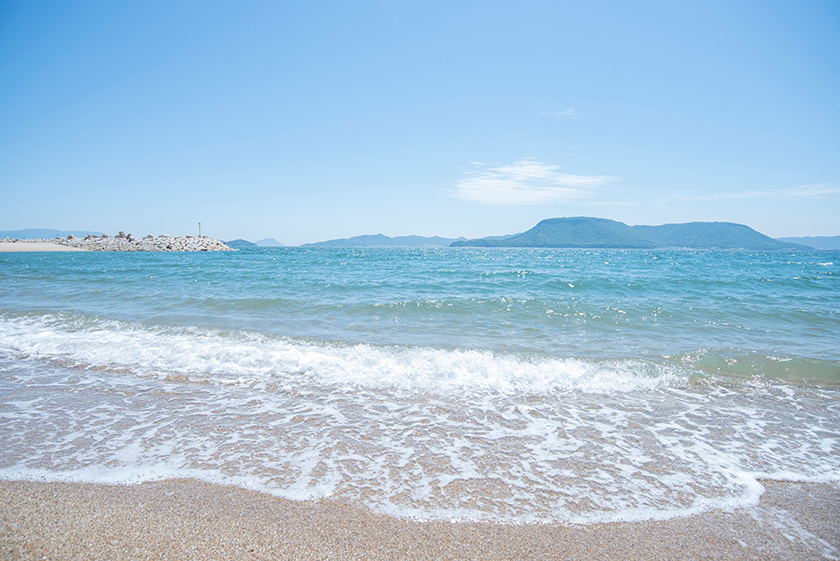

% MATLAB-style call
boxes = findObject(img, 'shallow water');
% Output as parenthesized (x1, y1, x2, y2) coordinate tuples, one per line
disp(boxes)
(1, 248, 838, 523)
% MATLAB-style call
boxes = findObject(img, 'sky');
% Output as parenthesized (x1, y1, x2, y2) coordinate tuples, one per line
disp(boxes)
(1, 1, 839, 245)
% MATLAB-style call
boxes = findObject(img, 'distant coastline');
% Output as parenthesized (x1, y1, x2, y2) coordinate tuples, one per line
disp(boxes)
(776, 235, 840, 250)
(300, 234, 463, 248)
(4, 219, 839, 251)
(290, 217, 829, 250)
(0, 232, 232, 252)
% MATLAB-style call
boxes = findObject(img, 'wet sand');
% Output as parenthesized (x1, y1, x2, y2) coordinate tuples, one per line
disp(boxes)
(0, 242, 87, 252)
(1, 479, 837, 560)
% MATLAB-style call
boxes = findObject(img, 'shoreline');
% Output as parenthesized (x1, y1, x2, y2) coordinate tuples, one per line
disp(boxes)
(0, 234, 232, 252)
(0, 241, 88, 252)
(1, 479, 837, 560)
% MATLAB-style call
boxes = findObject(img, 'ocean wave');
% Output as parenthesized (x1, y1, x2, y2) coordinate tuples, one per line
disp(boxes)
(2, 309, 839, 524)
(0, 311, 687, 395)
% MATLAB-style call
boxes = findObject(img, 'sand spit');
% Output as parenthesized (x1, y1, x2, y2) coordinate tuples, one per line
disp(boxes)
(1, 479, 837, 560)
(0, 242, 87, 252)
(0, 232, 232, 252)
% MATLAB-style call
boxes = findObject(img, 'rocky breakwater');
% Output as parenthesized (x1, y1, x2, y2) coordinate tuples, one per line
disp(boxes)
(56, 232, 234, 252)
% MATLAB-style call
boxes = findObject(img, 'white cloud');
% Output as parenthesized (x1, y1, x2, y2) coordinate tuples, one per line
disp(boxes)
(541, 109, 578, 118)
(672, 183, 840, 202)
(772, 184, 840, 198)
(449, 158, 617, 205)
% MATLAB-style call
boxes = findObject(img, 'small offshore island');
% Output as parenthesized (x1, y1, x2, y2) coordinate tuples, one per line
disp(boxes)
(1, 232, 233, 252)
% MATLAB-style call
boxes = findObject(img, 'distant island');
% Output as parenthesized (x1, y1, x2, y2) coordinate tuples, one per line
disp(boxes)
(301, 234, 464, 248)
(451, 217, 808, 250)
(225, 238, 285, 248)
(255, 238, 284, 247)
(775, 236, 840, 250)
(225, 239, 259, 248)
(233, 219, 831, 249)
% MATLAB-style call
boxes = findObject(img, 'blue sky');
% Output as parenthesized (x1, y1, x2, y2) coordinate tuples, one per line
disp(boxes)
(1, 1, 838, 245)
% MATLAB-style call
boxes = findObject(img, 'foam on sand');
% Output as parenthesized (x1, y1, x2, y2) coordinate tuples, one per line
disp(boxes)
(1, 478, 838, 560)
(2, 312, 838, 525)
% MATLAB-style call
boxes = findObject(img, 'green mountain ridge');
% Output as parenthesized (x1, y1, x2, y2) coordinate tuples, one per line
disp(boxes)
(451, 217, 807, 250)
(302, 234, 463, 248)
(225, 239, 258, 248)
(225, 238, 285, 247)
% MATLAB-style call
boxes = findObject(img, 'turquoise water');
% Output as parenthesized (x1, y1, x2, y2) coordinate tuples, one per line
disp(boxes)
(1, 248, 838, 522)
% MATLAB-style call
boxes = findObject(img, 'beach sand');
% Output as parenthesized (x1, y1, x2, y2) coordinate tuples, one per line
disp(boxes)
(0, 242, 87, 252)
(1, 479, 837, 560)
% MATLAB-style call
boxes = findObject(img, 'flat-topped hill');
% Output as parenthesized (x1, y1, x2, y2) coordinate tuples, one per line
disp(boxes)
(451, 217, 806, 250)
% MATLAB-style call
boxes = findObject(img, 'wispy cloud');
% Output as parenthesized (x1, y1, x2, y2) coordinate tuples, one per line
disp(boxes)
(671, 183, 840, 202)
(449, 158, 617, 205)
(541, 108, 578, 118)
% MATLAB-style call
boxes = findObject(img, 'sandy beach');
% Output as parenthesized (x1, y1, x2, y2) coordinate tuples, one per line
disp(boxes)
(0, 242, 87, 252)
(1, 479, 837, 560)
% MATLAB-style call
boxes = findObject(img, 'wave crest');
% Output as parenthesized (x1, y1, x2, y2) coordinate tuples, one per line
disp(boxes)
(0, 312, 684, 395)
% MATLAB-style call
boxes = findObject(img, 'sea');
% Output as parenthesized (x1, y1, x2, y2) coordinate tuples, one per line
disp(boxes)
(1, 247, 838, 524)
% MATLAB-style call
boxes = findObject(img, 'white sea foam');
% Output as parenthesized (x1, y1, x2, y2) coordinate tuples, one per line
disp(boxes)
(1, 312, 839, 524)
(0, 312, 684, 395)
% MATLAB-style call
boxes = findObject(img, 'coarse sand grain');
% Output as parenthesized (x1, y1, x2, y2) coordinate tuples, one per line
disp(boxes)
(1, 479, 838, 560)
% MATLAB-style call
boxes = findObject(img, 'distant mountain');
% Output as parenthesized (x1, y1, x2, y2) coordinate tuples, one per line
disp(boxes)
(255, 238, 284, 247)
(633, 222, 804, 250)
(225, 239, 258, 248)
(0, 228, 104, 239)
(302, 234, 464, 248)
(452, 217, 806, 250)
(452, 217, 656, 249)
(776, 236, 840, 250)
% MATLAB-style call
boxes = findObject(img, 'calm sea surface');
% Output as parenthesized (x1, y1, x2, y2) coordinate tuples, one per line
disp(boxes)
(1, 247, 838, 523)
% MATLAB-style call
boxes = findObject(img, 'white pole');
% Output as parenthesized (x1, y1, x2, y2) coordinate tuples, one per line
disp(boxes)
(199, 222, 202, 237)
